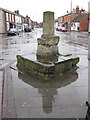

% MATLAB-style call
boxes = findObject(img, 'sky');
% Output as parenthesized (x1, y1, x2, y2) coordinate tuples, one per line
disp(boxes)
(0, 0, 89, 22)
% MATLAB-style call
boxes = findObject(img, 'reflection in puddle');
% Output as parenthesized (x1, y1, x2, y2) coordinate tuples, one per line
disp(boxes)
(18, 70, 78, 113)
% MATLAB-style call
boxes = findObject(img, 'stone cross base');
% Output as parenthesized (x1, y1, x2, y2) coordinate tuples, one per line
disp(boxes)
(17, 55, 79, 79)
(37, 36, 59, 57)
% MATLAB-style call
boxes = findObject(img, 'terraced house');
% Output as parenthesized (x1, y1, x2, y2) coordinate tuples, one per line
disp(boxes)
(0, 7, 32, 33)
(58, 6, 89, 31)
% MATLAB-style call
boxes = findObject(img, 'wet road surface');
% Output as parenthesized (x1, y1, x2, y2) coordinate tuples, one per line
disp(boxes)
(0, 28, 89, 118)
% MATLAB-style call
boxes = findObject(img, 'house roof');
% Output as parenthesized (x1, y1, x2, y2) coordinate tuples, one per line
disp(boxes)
(0, 7, 25, 18)
(84, 11, 88, 14)
(72, 13, 88, 22)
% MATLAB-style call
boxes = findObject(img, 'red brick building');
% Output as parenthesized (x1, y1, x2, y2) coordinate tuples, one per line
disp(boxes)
(80, 15, 88, 31)
(63, 13, 78, 30)
(71, 13, 88, 31)
(0, 7, 38, 33)
(58, 6, 88, 31)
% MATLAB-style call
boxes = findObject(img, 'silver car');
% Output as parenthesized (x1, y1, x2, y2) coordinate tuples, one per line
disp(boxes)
(7, 28, 19, 36)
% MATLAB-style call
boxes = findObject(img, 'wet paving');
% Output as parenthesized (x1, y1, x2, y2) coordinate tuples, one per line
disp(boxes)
(0, 28, 89, 118)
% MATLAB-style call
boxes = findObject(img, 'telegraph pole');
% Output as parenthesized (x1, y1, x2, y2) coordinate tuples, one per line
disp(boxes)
(70, 0, 72, 31)
(70, 0, 72, 13)
(88, 1, 90, 33)
(88, 1, 90, 60)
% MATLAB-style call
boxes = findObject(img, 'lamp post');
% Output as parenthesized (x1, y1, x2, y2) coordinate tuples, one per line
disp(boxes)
(88, 1, 90, 33)
(70, 0, 72, 31)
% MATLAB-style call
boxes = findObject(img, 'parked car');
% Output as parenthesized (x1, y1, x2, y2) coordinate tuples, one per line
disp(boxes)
(56, 26, 62, 31)
(24, 26, 31, 32)
(56, 26, 67, 32)
(62, 27, 67, 32)
(7, 28, 19, 36)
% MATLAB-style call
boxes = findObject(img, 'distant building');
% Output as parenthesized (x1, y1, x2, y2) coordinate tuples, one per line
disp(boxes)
(24, 15, 32, 29)
(0, 8, 25, 33)
(58, 6, 80, 30)
(54, 19, 58, 29)
(39, 22, 43, 28)
(14, 10, 25, 31)
(58, 16, 64, 27)
(0, 7, 35, 33)
(58, 6, 88, 31)
(71, 14, 88, 31)
(33, 21, 39, 28)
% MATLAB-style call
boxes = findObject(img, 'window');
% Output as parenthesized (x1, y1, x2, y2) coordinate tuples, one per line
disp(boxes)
(6, 13, 9, 21)
(7, 22, 9, 30)
(71, 23, 73, 27)
(9, 14, 11, 22)
(12, 14, 14, 22)
(66, 17, 67, 21)
(15, 16, 18, 22)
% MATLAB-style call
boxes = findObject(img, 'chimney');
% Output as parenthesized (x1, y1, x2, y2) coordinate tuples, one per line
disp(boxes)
(76, 5, 79, 14)
(81, 7, 85, 12)
(17, 10, 19, 14)
(26, 15, 28, 18)
(14, 11, 16, 13)
(14, 10, 19, 14)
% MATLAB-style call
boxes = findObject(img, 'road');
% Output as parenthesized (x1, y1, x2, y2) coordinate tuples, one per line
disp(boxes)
(0, 28, 89, 119)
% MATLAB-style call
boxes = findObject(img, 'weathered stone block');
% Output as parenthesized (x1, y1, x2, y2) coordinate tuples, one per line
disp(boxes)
(37, 36, 60, 46)
(17, 55, 79, 79)
(37, 55, 58, 63)
(37, 45, 58, 56)
(17, 55, 55, 74)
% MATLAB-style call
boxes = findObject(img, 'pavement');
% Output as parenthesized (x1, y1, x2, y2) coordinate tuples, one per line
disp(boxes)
(0, 70, 3, 120)
(0, 29, 89, 119)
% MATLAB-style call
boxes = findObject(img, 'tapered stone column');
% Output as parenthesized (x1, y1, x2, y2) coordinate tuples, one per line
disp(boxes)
(37, 11, 60, 61)
(42, 11, 54, 37)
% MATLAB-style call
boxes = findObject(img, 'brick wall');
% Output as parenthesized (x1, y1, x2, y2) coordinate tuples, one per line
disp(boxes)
(80, 15, 88, 31)
(63, 13, 78, 30)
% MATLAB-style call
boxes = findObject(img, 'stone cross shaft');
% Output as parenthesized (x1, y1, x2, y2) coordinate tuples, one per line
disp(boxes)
(43, 11, 54, 37)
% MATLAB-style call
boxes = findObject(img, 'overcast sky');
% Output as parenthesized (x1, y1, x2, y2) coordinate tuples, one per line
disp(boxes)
(0, 0, 89, 22)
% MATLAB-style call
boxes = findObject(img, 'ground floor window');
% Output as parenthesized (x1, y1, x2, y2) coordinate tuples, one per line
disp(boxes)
(10, 23, 13, 28)
(7, 22, 9, 31)
(14, 24, 16, 28)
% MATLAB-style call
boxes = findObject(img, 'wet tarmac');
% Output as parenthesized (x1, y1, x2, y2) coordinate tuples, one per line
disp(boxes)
(0, 28, 89, 118)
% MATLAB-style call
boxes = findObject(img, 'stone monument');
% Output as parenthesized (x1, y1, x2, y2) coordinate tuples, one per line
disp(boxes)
(17, 11, 79, 79)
